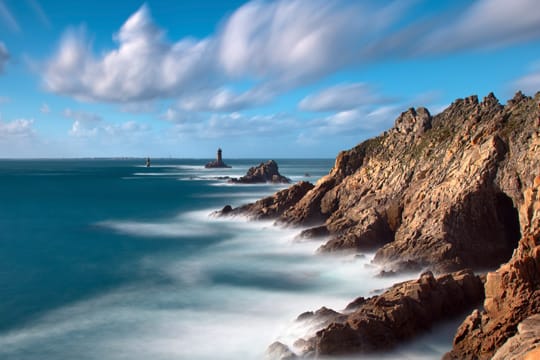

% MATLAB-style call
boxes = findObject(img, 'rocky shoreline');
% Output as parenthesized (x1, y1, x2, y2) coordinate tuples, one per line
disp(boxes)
(216, 91, 540, 358)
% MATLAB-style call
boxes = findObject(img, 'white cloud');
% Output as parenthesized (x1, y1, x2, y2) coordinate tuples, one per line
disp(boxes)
(299, 83, 390, 112)
(178, 87, 273, 112)
(513, 61, 540, 94)
(40, 103, 51, 114)
(218, 0, 405, 87)
(0, 117, 34, 138)
(42, 1, 409, 104)
(170, 112, 299, 139)
(302, 105, 398, 138)
(41, 0, 540, 109)
(44, 5, 217, 102)
(0, 42, 9, 73)
(64, 108, 102, 123)
(63, 108, 149, 138)
(160, 108, 201, 124)
(515, 73, 540, 94)
(419, 0, 540, 53)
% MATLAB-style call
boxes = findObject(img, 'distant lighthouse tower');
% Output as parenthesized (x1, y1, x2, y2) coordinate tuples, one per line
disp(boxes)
(217, 148, 223, 164)
(205, 147, 231, 168)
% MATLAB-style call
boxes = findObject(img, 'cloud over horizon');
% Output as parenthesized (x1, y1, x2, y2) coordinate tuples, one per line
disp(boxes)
(299, 83, 391, 112)
(0, 42, 9, 73)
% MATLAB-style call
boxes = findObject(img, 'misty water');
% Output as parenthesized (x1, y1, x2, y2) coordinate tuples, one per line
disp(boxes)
(0, 159, 458, 359)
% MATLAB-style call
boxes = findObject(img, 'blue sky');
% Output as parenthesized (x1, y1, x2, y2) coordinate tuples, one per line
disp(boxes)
(1, 0, 540, 158)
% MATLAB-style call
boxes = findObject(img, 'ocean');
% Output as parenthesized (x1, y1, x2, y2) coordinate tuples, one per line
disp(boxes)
(0, 159, 459, 359)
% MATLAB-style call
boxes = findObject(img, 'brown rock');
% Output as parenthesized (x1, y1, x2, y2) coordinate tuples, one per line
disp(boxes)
(445, 172, 540, 359)
(229, 160, 290, 184)
(214, 181, 314, 220)
(272, 92, 538, 272)
(293, 270, 484, 357)
(491, 314, 540, 360)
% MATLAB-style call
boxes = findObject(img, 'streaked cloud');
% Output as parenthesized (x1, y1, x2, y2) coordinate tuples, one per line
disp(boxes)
(42, 0, 540, 108)
(217, 0, 406, 87)
(419, 0, 540, 53)
(513, 64, 540, 95)
(27, 0, 51, 29)
(0, 1, 20, 33)
(178, 87, 273, 112)
(299, 83, 391, 112)
(0, 42, 9, 73)
(170, 111, 299, 139)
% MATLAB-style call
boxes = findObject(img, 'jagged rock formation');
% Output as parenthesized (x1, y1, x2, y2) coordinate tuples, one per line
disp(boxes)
(214, 181, 313, 219)
(445, 173, 540, 359)
(288, 270, 483, 357)
(216, 91, 540, 358)
(229, 160, 290, 184)
(232, 91, 539, 273)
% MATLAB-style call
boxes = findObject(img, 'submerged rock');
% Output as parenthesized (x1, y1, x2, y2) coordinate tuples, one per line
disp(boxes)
(266, 341, 297, 360)
(229, 160, 290, 184)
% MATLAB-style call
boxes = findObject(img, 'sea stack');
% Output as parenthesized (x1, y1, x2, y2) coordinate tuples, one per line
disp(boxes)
(205, 148, 231, 168)
(229, 160, 290, 184)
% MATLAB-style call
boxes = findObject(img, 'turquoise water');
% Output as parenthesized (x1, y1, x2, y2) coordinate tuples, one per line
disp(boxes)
(0, 159, 455, 359)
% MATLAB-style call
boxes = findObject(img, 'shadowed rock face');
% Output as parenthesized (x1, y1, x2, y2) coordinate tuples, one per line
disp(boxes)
(445, 174, 540, 359)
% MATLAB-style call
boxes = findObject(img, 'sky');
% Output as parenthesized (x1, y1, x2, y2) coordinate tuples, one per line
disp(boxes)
(0, 0, 540, 159)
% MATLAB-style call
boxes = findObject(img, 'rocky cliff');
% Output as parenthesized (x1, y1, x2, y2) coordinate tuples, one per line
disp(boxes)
(218, 91, 540, 358)
(273, 92, 538, 273)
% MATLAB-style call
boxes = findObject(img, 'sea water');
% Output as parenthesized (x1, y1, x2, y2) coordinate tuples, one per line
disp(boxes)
(0, 159, 458, 359)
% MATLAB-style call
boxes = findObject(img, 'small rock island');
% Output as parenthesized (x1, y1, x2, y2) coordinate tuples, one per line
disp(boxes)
(204, 148, 231, 168)
(229, 160, 290, 184)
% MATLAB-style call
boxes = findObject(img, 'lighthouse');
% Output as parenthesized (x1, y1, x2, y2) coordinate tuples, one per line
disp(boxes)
(204, 147, 231, 168)
(217, 148, 223, 164)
